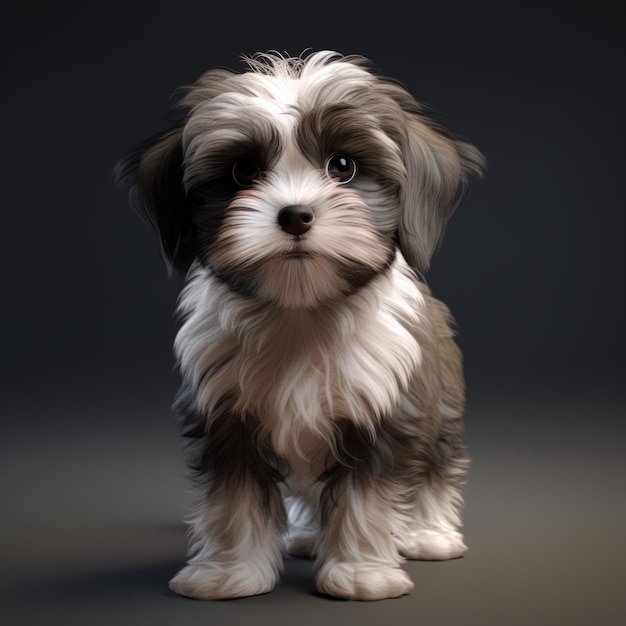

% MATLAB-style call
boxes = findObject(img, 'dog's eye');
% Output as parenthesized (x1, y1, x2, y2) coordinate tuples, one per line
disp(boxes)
(325, 154, 356, 184)
(232, 158, 262, 187)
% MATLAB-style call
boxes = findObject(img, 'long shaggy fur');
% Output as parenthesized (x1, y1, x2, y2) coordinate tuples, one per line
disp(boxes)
(116, 50, 484, 601)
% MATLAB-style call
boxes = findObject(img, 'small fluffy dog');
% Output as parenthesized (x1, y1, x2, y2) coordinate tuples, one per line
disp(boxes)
(116, 51, 484, 601)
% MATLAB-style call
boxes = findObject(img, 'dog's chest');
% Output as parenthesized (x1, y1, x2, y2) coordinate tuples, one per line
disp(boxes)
(176, 267, 424, 459)
(231, 308, 420, 458)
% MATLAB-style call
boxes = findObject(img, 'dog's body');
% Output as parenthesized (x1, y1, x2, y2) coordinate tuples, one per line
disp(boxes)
(117, 51, 483, 601)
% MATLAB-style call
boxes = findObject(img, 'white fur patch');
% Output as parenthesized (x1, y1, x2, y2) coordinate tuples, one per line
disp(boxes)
(175, 253, 424, 460)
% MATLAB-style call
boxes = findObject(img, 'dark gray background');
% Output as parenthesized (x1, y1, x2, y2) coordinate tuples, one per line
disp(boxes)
(2, 1, 625, 624)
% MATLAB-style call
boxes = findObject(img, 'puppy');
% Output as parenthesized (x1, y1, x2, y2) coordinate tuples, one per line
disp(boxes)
(116, 51, 484, 601)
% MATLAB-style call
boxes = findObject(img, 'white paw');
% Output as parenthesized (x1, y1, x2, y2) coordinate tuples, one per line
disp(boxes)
(285, 531, 317, 558)
(169, 561, 278, 600)
(316, 561, 414, 601)
(397, 529, 467, 560)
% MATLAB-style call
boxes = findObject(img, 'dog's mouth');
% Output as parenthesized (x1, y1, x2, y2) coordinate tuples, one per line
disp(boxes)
(281, 250, 314, 259)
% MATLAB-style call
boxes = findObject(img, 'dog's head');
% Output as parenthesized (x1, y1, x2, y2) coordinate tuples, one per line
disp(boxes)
(116, 51, 484, 307)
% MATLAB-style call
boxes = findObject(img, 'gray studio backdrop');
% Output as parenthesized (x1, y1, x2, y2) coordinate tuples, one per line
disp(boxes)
(2, 2, 625, 625)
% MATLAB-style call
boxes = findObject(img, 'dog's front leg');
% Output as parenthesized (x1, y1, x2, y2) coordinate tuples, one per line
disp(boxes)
(315, 453, 414, 601)
(170, 415, 286, 600)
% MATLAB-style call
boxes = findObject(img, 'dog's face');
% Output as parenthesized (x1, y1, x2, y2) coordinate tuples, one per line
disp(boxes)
(117, 52, 483, 307)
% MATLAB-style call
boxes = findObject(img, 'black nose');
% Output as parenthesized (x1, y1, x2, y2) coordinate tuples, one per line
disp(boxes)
(277, 204, 314, 236)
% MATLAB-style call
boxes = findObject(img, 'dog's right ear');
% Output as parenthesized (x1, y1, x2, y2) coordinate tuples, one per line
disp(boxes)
(114, 119, 195, 276)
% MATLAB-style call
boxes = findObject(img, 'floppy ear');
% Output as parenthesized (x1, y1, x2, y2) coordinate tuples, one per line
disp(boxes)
(397, 115, 485, 273)
(114, 121, 196, 276)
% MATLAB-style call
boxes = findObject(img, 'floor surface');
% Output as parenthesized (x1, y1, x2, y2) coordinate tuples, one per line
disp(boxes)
(2, 381, 625, 625)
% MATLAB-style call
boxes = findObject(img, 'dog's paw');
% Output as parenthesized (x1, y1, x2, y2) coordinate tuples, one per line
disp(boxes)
(285, 531, 317, 559)
(397, 529, 467, 560)
(316, 561, 414, 601)
(169, 561, 278, 600)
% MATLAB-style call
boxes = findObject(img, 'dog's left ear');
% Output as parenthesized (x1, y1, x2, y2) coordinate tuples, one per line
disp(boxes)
(396, 114, 485, 273)
(114, 120, 196, 276)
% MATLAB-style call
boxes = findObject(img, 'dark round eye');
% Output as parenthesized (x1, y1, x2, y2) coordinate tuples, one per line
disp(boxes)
(232, 157, 262, 187)
(325, 154, 357, 184)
